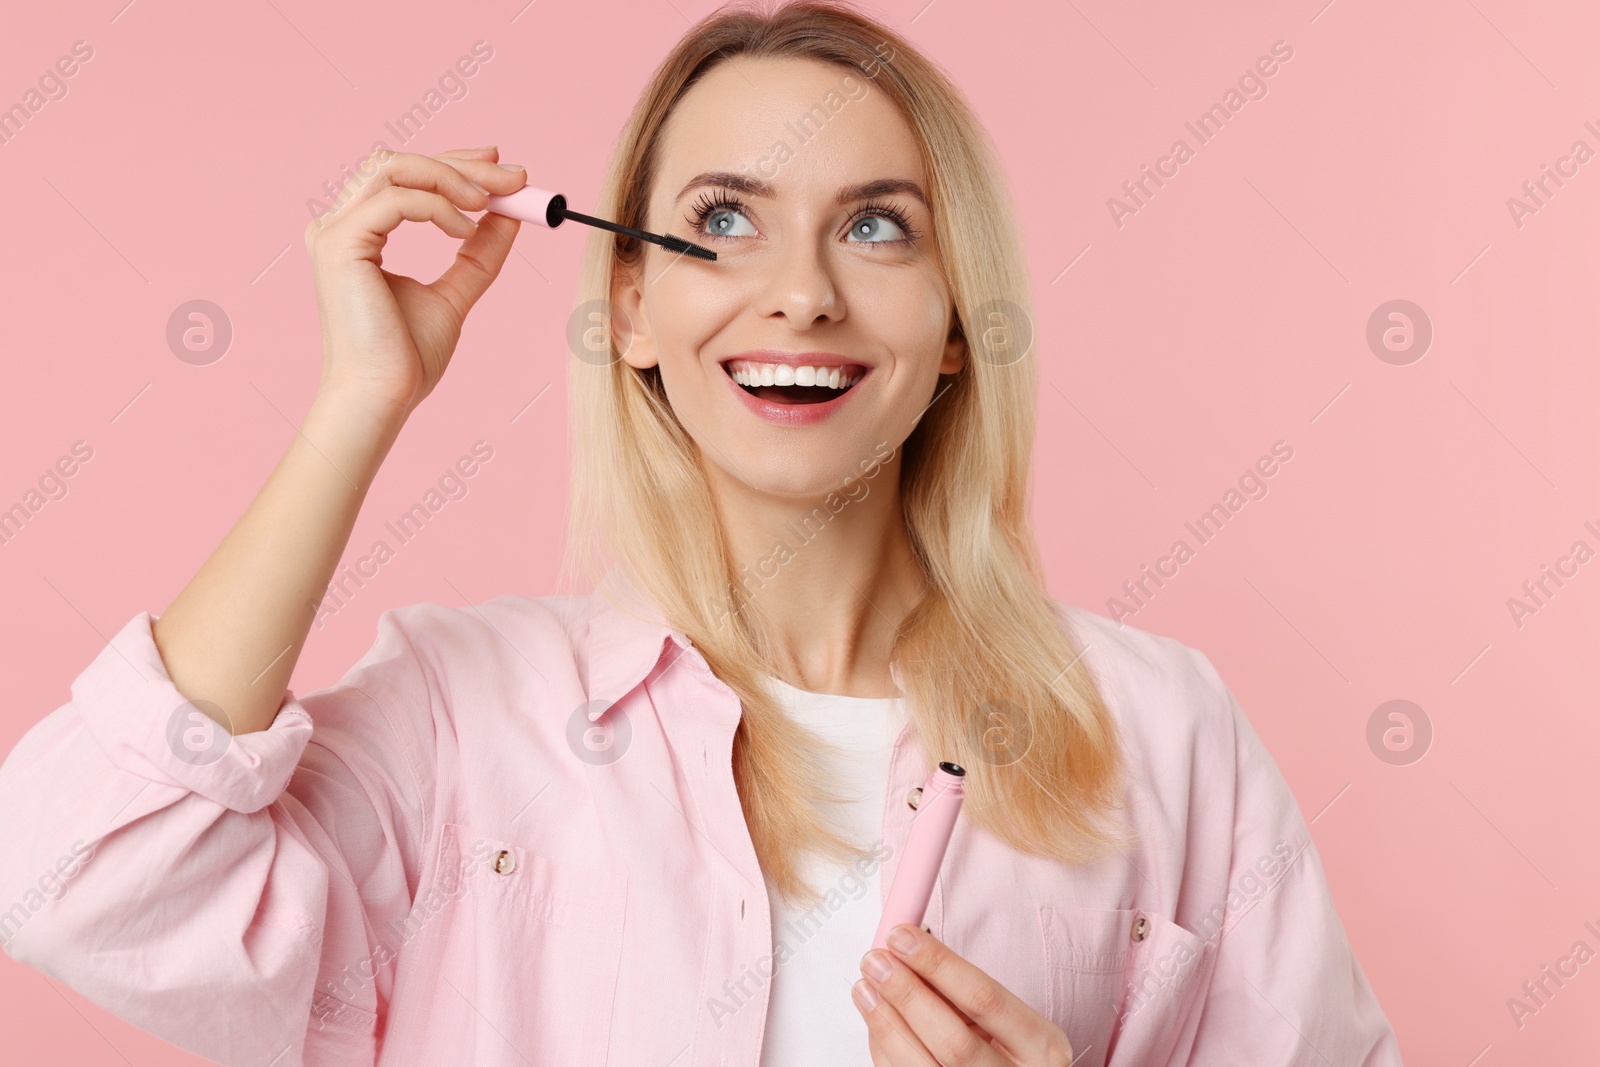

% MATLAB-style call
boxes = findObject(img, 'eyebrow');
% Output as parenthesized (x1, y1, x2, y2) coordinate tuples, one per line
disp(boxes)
(673, 171, 929, 209)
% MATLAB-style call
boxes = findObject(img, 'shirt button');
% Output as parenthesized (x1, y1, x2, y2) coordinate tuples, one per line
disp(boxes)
(492, 849, 516, 875)
(1131, 916, 1150, 942)
(907, 787, 923, 810)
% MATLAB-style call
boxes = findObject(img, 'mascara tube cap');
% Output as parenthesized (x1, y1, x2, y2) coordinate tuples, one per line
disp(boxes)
(482, 185, 567, 228)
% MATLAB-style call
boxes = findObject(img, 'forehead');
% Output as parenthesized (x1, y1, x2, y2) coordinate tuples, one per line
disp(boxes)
(654, 55, 925, 203)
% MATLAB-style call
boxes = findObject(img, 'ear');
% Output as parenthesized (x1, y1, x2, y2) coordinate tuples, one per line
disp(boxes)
(610, 262, 659, 371)
(939, 305, 967, 375)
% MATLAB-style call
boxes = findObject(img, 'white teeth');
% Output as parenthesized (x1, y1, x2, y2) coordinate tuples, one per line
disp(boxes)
(726, 359, 863, 391)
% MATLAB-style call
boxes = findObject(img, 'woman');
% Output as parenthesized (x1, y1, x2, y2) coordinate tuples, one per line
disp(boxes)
(0, 2, 1402, 1064)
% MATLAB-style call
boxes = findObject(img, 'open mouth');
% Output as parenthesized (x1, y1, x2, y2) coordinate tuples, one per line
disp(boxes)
(720, 358, 869, 406)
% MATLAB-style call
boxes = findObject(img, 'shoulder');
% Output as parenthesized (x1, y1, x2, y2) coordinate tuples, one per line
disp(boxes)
(298, 594, 591, 721)
(1048, 599, 1239, 775)
(379, 593, 586, 659)
(1048, 600, 1283, 904)
(309, 594, 605, 771)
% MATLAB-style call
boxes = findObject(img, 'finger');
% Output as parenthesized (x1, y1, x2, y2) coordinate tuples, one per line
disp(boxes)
(430, 210, 521, 316)
(324, 149, 497, 225)
(862, 1007, 894, 1067)
(884, 925, 1069, 1064)
(336, 185, 479, 254)
(853, 978, 942, 1066)
(435, 153, 529, 197)
(437, 145, 500, 163)
(920, 981, 997, 1042)
(862, 947, 1004, 1067)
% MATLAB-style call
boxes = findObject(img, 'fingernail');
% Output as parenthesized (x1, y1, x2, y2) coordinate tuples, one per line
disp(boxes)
(852, 978, 879, 1012)
(498, 163, 525, 172)
(887, 926, 919, 955)
(862, 950, 892, 981)
(477, 144, 497, 151)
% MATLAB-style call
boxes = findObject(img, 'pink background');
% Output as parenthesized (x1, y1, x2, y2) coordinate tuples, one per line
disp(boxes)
(2, 0, 1596, 1062)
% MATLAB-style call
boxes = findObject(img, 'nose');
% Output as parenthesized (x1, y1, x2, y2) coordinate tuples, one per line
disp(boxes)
(757, 231, 842, 327)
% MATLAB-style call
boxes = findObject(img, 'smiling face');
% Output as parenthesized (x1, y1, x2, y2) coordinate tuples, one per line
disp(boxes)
(611, 55, 966, 500)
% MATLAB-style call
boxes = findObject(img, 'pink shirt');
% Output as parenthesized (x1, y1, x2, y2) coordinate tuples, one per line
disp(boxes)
(0, 565, 1402, 1066)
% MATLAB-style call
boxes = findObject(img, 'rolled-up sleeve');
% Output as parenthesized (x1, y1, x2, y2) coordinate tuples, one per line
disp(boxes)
(1183, 650, 1404, 1065)
(0, 607, 438, 1067)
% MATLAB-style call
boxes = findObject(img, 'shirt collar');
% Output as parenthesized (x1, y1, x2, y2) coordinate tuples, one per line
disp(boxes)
(581, 567, 911, 715)
(582, 564, 698, 722)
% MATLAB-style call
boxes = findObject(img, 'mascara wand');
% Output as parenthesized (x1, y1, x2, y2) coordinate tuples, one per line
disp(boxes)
(480, 185, 718, 261)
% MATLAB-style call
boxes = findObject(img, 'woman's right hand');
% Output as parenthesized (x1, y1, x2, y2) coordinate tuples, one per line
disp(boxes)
(303, 145, 528, 418)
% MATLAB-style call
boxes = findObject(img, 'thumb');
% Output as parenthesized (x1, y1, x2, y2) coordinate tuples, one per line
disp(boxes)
(432, 210, 522, 316)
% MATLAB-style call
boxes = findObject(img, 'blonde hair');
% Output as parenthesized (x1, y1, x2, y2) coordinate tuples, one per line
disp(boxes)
(560, 0, 1128, 906)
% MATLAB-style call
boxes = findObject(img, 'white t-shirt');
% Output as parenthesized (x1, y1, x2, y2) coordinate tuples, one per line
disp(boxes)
(756, 673, 908, 1067)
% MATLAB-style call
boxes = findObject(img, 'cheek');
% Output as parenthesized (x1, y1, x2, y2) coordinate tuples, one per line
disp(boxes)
(646, 266, 748, 351)
(856, 281, 951, 368)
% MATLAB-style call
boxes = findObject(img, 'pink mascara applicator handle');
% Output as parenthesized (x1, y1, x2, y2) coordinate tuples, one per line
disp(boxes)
(482, 185, 568, 227)
(873, 761, 966, 950)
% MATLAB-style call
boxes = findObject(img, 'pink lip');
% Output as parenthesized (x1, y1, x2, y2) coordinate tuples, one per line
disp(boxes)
(718, 352, 870, 427)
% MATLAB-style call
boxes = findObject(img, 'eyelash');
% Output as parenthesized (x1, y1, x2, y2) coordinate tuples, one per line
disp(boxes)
(683, 190, 922, 245)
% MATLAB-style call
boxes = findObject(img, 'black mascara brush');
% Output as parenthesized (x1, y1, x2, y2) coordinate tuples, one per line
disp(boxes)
(480, 184, 718, 261)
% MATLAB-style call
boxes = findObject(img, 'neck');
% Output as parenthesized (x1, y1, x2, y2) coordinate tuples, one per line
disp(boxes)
(707, 455, 924, 698)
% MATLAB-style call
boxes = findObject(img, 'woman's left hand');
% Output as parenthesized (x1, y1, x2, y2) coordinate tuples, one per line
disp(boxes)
(855, 924, 1075, 1065)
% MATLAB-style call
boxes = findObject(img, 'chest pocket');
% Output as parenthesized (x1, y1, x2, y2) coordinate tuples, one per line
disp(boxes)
(1039, 904, 1215, 1067)
(414, 823, 629, 1066)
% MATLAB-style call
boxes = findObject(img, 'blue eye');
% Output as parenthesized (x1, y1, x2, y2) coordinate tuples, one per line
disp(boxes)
(683, 191, 922, 246)
(687, 192, 758, 241)
(701, 206, 758, 239)
(845, 214, 908, 243)
(844, 199, 919, 246)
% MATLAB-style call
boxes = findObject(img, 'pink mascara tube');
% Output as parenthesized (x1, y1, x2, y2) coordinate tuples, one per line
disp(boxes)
(872, 761, 966, 950)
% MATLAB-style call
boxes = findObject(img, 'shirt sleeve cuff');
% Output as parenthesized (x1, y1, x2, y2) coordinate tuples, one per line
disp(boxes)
(69, 611, 315, 815)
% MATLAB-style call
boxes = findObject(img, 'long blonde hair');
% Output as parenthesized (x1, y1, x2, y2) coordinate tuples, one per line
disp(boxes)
(560, 0, 1128, 906)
